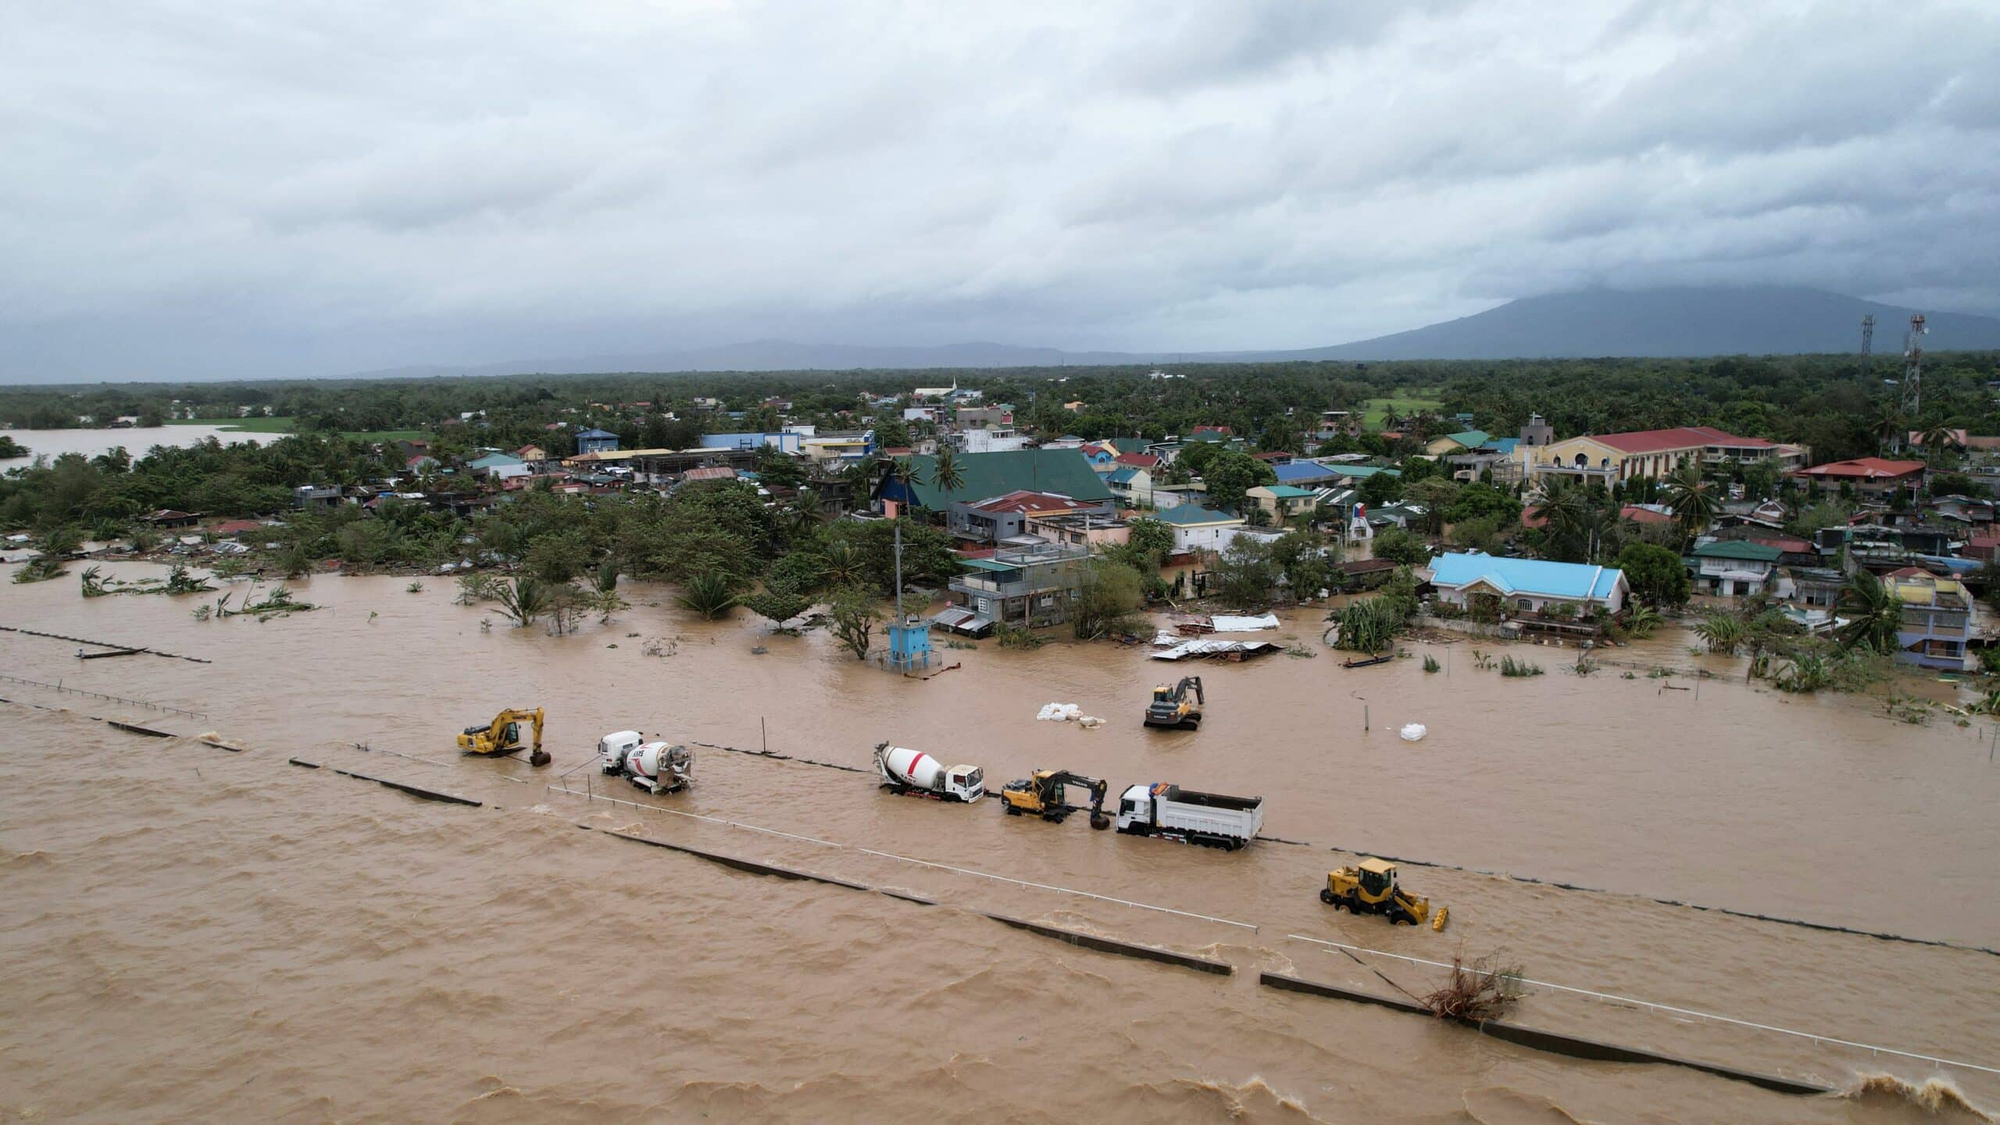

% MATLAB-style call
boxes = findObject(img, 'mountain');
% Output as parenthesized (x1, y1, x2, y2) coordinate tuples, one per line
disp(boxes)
(344, 339, 1167, 379)
(1274, 286, 2000, 361)
(337, 286, 2000, 379)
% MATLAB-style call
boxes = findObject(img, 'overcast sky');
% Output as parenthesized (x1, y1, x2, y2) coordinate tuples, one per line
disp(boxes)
(4, 0, 1997, 381)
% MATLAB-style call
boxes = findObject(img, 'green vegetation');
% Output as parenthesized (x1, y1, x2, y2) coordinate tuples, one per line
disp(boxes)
(1362, 394, 1445, 430)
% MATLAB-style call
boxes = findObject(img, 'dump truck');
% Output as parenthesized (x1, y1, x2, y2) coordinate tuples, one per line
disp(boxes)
(1321, 858, 1447, 930)
(874, 743, 984, 803)
(1113, 782, 1263, 850)
(1143, 676, 1204, 730)
(598, 730, 694, 795)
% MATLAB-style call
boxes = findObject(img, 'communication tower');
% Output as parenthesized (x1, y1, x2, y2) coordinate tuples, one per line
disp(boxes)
(1903, 313, 1928, 416)
(1859, 314, 1874, 372)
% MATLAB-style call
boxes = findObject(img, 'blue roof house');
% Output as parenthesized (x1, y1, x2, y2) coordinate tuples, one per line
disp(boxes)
(575, 428, 620, 454)
(1425, 552, 1628, 616)
(1273, 460, 1341, 486)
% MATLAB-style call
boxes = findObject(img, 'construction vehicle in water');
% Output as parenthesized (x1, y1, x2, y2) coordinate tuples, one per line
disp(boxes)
(598, 730, 694, 794)
(1143, 676, 1204, 730)
(457, 707, 550, 766)
(1114, 782, 1262, 850)
(999, 770, 1110, 828)
(1321, 858, 1447, 930)
(874, 743, 984, 803)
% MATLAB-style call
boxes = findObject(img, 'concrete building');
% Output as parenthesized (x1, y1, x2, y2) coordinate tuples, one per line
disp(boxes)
(575, 428, 620, 455)
(944, 541, 1089, 630)
(1246, 484, 1320, 524)
(947, 490, 1114, 544)
(1887, 567, 1970, 670)
(1690, 539, 1783, 597)
(1518, 426, 1803, 486)
(1153, 505, 1247, 553)
(1790, 458, 1926, 502)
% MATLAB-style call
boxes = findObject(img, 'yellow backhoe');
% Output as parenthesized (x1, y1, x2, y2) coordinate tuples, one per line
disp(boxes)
(456, 707, 550, 767)
(999, 769, 1111, 829)
(1143, 676, 1204, 730)
(1321, 857, 1447, 930)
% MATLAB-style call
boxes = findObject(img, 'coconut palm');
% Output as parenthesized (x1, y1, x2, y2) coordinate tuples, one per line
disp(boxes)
(1918, 420, 1957, 467)
(822, 540, 865, 590)
(1836, 568, 1903, 654)
(930, 448, 965, 497)
(1661, 458, 1720, 544)
(1872, 402, 1909, 456)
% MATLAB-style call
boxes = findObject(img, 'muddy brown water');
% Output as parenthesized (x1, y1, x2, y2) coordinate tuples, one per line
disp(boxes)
(3, 564, 1997, 1122)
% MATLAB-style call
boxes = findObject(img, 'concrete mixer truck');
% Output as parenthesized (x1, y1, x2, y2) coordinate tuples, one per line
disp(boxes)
(598, 730, 694, 795)
(873, 742, 984, 803)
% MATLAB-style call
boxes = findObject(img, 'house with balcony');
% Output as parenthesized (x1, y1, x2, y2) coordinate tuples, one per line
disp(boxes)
(1024, 511, 1130, 549)
(1425, 552, 1629, 618)
(575, 428, 620, 455)
(1690, 539, 1783, 597)
(940, 541, 1090, 632)
(1887, 567, 1970, 670)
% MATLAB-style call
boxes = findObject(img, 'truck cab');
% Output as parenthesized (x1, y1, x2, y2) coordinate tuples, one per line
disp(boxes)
(946, 767, 984, 802)
(1115, 784, 1153, 832)
(597, 729, 643, 770)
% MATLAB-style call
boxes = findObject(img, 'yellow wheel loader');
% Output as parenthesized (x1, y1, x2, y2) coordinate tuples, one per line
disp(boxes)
(457, 707, 550, 767)
(1321, 857, 1447, 931)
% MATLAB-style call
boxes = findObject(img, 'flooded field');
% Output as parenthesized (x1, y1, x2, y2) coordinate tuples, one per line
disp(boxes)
(0, 424, 253, 469)
(3, 562, 1997, 1122)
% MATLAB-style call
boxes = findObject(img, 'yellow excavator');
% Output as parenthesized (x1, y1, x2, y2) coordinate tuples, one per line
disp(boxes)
(1321, 858, 1447, 930)
(1143, 676, 1204, 730)
(456, 707, 550, 767)
(999, 769, 1111, 829)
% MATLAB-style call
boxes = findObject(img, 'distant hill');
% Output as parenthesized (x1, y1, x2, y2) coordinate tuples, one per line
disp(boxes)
(1272, 286, 2000, 361)
(338, 286, 2000, 379)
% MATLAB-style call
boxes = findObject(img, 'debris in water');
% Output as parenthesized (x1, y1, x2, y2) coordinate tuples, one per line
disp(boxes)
(1399, 723, 1427, 742)
(1421, 952, 1523, 1021)
(1037, 702, 1104, 726)
(751, 645, 768, 655)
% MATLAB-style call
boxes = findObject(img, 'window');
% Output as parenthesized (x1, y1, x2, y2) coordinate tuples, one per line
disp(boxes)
(1517, 599, 1532, 611)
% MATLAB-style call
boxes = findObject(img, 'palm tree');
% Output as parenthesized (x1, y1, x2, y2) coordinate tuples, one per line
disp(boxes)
(930, 448, 965, 497)
(1836, 568, 1903, 654)
(1662, 458, 1719, 544)
(1918, 420, 1957, 468)
(1693, 613, 1744, 655)
(887, 457, 926, 510)
(822, 541, 864, 590)
(676, 573, 742, 620)
(1872, 402, 1909, 456)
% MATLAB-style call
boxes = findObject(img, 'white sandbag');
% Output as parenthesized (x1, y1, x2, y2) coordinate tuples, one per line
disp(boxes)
(1037, 702, 1082, 721)
(1399, 723, 1427, 742)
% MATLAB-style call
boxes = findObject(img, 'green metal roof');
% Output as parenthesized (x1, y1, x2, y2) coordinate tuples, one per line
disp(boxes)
(1693, 540, 1784, 561)
(1442, 430, 1490, 449)
(1262, 484, 1318, 498)
(891, 449, 1112, 509)
(960, 557, 1019, 572)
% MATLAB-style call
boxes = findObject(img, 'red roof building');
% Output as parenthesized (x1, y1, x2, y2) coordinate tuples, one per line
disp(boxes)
(1114, 452, 1161, 469)
(210, 519, 267, 537)
(969, 490, 1100, 515)
(1791, 458, 1925, 500)
(1619, 505, 1675, 525)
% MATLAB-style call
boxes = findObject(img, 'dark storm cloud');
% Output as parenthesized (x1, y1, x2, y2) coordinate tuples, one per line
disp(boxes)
(0, 0, 1994, 380)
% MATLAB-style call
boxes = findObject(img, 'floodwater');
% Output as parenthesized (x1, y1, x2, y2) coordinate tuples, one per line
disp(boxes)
(3, 562, 1997, 1123)
(0, 424, 255, 470)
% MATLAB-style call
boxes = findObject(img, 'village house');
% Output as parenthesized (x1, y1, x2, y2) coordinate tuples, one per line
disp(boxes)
(1690, 539, 1784, 597)
(1105, 465, 1155, 506)
(1425, 552, 1629, 618)
(1789, 457, 1926, 502)
(1153, 505, 1247, 553)
(1887, 568, 1971, 670)
(292, 484, 343, 510)
(946, 490, 1114, 544)
(1272, 459, 1342, 487)
(1245, 484, 1320, 524)
(939, 541, 1090, 633)
(574, 428, 620, 455)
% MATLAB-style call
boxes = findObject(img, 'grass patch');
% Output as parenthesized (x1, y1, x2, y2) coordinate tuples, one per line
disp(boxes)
(1361, 394, 1445, 430)
(171, 417, 425, 442)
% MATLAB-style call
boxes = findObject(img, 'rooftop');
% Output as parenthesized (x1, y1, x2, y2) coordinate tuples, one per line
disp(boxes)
(1427, 552, 1626, 601)
(1793, 457, 1927, 480)
(1153, 505, 1242, 526)
(1693, 540, 1784, 562)
(1591, 425, 1765, 455)
(1259, 484, 1319, 499)
(968, 490, 1098, 515)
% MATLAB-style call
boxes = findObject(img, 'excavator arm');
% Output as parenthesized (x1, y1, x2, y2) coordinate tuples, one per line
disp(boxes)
(459, 707, 550, 766)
